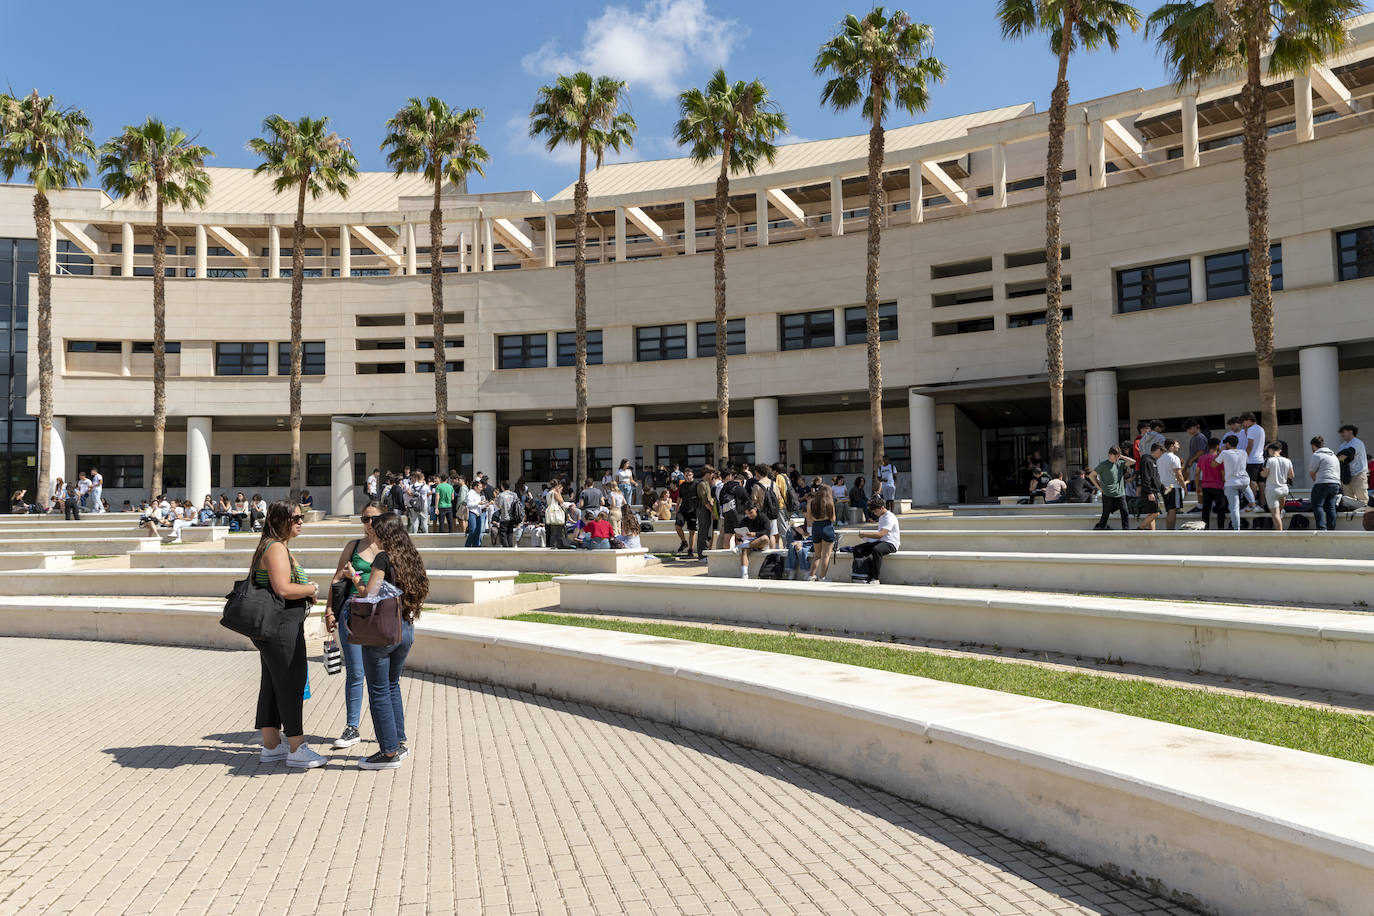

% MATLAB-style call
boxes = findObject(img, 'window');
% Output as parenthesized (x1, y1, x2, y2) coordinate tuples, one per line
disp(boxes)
(354, 453, 368, 487)
(696, 319, 745, 358)
(205, 268, 247, 279)
(556, 330, 603, 366)
(331, 268, 391, 277)
(1336, 225, 1374, 282)
(655, 443, 713, 470)
(1006, 277, 1071, 299)
(498, 333, 548, 369)
(1116, 259, 1191, 313)
(233, 453, 291, 487)
(56, 240, 93, 275)
(933, 317, 995, 336)
(931, 257, 992, 279)
(356, 314, 406, 327)
(215, 342, 269, 375)
(163, 454, 222, 490)
(132, 341, 181, 354)
(800, 437, 863, 476)
(523, 448, 572, 482)
(205, 246, 234, 257)
(66, 341, 121, 354)
(635, 324, 688, 362)
(932, 288, 993, 308)
(1205, 244, 1283, 300)
(306, 453, 331, 487)
(416, 361, 462, 373)
(414, 311, 464, 326)
(779, 310, 834, 351)
(1005, 247, 1070, 269)
(262, 268, 323, 278)
(357, 340, 405, 351)
(356, 362, 405, 374)
(330, 247, 372, 257)
(586, 445, 642, 477)
(881, 434, 911, 472)
(416, 338, 462, 349)
(76, 454, 144, 489)
(260, 247, 321, 257)
(277, 341, 326, 375)
(843, 303, 898, 345)
(1008, 308, 1074, 328)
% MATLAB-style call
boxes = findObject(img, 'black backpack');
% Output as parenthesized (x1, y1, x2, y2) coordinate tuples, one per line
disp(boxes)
(1289, 513, 1311, 530)
(387, 485, 407, 513)
(758, 553, 786, 580)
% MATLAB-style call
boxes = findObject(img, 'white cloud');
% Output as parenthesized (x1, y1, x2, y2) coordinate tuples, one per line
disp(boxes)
(504, 112, 645, 169)
(777, 132, 811, 146)
(522, 0, 745, 101)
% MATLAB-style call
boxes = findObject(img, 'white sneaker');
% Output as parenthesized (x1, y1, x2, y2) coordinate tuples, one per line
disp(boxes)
(870, 579, 881, 586)
(260, 742, 288, 762)
(739, 567, 748, 578)
(807, 575, 816, 582)
(286, 743, 326, 769)
(730, 544, 742, 555)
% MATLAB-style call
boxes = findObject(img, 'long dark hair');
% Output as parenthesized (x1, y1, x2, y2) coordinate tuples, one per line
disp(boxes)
(250, 501, 298, 572)
(369, 512, 430, 620)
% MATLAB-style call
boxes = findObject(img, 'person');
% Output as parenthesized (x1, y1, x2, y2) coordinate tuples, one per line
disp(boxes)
(1215, 434, 1254, 533)
(694, 467, 717, 558)
(1225, 416, 1248, 466)
(1025, 469, 1050, 504)
(451, 473, 469, 534)
(544, 481, 569, 549)
(249, 500, 325, 769)
(806, 483, 837, 582)
(831, 476, 848, 519)
(406, 471, 431, 535)
(851, 497, 899, 584)
(784, 519, 814, 581)
(493, 481, 522, 547)
(1261, 443, 1294, 531)
(619, 506, 643, 551)
(850, 477, 870, 519)
(1156, 439, 1186, 530)
(1141, 421, 1165, 458)
(349, 511, 429, 770)
(753, 466, 781, 548)
(1136, 443, 1163, 531)
(232, 492, 250, 529)
(298, 489, 314, 511)
(1198, 438, 1226, 530)
(8, 489, 27, 514)
(1130, 421, 1149, 465)
(365, 468, 379, 501)
(716, 469, 748, 550)
(250, 493, 267, 532)
(88, 467, 104, 513)
(731, 501, 770, 578)
(325, 501, 383, 751)
(433, 474, 455, 534)
(464, 481, 487, 547)
(876, 456, 897, 508)
(1184, 418, 1209, 495)
(1308, 436, 1342, 532)
(674, 469, 698, 556)
(1240, 412, 1267, 510)
(64, 480, 81, 520)
(615, 459, 635, 507)
(198, 496, 218, 526)
(1043, 472, 1068, 504)
(76, 472, 91, 512)
(651, 489, 674, 521)
(583, 510, 614, 549)
(1089, 447, 1135, 530)
(1065, 470, 1092, 503)
(1337, 424, 1368, 505)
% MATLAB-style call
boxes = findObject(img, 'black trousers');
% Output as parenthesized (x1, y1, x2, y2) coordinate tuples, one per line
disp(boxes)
(547, 523, 567, 549)
(695, 508, 715, 557)
(1096, 495, 1129, 529)
(1200, 487, 1227, 529)
(498, 519, 517, 547)
(64, 501, 80, 520)
(852, 540, 897, 581)
(250, 606, 308, 737)
(436, 507, 454, 533)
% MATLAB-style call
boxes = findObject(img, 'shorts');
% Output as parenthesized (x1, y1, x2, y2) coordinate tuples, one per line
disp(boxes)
(1247, 465, 1263, 483)
(721, 511, 740, 533)
(1266, 485, 1289, 505)
(1162, 488, 1184, 512)
(811, 519, 836, 543)
(879, 483, 896, 501)
(768, 518, 781, 536)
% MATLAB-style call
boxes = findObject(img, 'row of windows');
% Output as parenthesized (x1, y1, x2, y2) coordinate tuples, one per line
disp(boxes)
(1117, 245, 1283, 313)
(780, 304, 898, 351)
(75, 451, 369, 489)
(214, 342, 326, 376)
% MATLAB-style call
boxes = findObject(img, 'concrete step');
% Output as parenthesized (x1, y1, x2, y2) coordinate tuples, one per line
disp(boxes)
(881, 529, 1374, 560)
(130, 546, 648, 575)
(0, 551, 73, 570)
(0, 537, 163, 556)
(903, 512, 1369, 531)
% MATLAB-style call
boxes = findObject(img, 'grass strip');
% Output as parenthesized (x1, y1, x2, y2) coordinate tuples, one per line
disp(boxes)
(508, 612, 1374, 766)
(514, 573, 558, 585)
(72, 555, 113, 560)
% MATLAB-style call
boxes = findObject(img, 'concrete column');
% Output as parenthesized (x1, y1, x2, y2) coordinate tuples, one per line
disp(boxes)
(331, 420, 355, 516)
(611, 406, 636, 471)
(1190, 254, 1207, 303)
(1181, 95, 1200, 168)
(47, 417, 67, 489)
(482, 219, 494, 272)
(186, 416, 213, 505)
(829, 175, 845, 237)
(1085, 370, 1119, 463)
(266, 225, 279, 278)
(1295, 71, 1315, 142)
(121, 223, 134, 275)
(1300, 345, 1340, 476)
(471, 220, 481, 271)
(458, 231, 468, 273)
(1089, 120, 1107, 189)
(544, 209, 556, 267)
(1074, 122, 1091, 193)
(47, 224, 58, 273)
(991, 143, 1008, 208)
(912, 165, 924, 223)
(686, 322, 698, 359)
(614, 207, 627, 262)
(755, 188, 769, 247)
(473, 411, 497, 481)
(753, 398, 779, 465)
(120, 341, 131, 377)
(683, 199, 696, 254)
(405, 222, 417, 275)
(339, 226, 351, 277)
(908, 391, 938, 506)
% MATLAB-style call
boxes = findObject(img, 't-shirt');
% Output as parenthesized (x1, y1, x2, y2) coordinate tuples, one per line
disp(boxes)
(91, 473, 103, 489)
(435, 481, 454, 508)
(874, 510, 901, 548)
(579, 487, 603, 510)
(1044, 478, 1066, 501)
(1243, 424, 1266, 464)
(1264, 455, 1293, 491)
(1093, 459, 1127, 498)
(877, 464, 896, 487)
(584, 519, 614, 540)
(718, 480, 747, 516)
(1341, 436, 1368, 475)
(1311, 448, 1341, 485)
(1066, 476, 1091, 501)
(832, 483, 847, 500)
(1217, 448, 1250, 488)
(1229, 427, 1248, 455)
(740, 513, 768, 537)
(1187, 432, 1208, 469)
(1199, 453, 1224, 490)
(1156, 451, 1183, 492)
(616, 468, 634, 486)
(1140, 431, 1164, 456)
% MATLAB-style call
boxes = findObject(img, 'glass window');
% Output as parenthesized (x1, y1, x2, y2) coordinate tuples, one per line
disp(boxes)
(799, 437, 863, 476)
(163, 454, 222, 490)
(523, 448, 572, 482)
(277, 341, 326, 375)
(204, 246, 234, 257)
(55, 240, 93, 275)
(556, 330, 603, 366)
(233, 453, 291, 487)
(696, 318, 746, 358)
(779, 310, 834, 351)
(1336, 225, 1374, 282)
(843, 302, 898, 345)
(1205, 244, 1283, 300)
(305, 453, 331, 487)
(215, 342, 269, 376)
(1008, 308, 1074, 328)
(205, 268, 247, 279)
(1116, 259, 1192, 313)
(498, 333, 548, 369)
(356, 362, 406, 374)
(932, 288, 994, 308)
(655, 443, 713, 470)
(635, 324, 688, 362)
(415, 338, 463, 349)
(132, 341, 181, 354)
(354, 453, 368, 487)
(76, 454, 144, 489)
(66, 341, 121, 354)
(415, 361, 462, 373)
(932, 317, 995, 336)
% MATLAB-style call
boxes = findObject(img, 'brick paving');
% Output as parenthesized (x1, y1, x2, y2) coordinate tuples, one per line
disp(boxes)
(0, 638, 1193, 916)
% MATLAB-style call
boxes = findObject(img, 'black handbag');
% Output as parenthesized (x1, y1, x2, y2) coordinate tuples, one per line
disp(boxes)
(220, 575, 286, 640)
(329, 578, 352, 615)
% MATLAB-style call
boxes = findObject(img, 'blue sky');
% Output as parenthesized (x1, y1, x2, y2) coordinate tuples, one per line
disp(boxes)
(2, 0, 1176, 200)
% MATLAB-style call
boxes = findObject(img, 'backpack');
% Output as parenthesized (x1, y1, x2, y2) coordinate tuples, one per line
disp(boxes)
(1251, 516, 1274, 530)
(758, 484, 780, 520)
(386, 485, 407, 513)
(758, 553, 786, 580)
(1363, 510, 1374, 532)
(407, 489, 424, 512)
(1337, 494, 1360, 512)
(850, 554, 873, 583)
(1289, 513, 1311, 530)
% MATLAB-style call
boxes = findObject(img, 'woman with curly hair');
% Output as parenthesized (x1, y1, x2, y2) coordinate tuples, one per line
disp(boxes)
(347, 511, 430, 770)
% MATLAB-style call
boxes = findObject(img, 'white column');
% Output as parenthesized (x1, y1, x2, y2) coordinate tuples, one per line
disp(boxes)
(753, 398, 779, 465)
(755, 188, 769, 247)
(1295, 71, 1315, 142)
(473, 411, 497, 480)
(682, 199, 696, 254)
(1085, 369, 1119, 463)
(544, 209, 556, 267)
(829, 175, 845, 236)
(47, 224, 58, 273)
(611, 406, 636, 472)
(1089, 119, 1107, 189)
(908, 391, 938, 506)
(912, 165, 924, 223)
(458, 230, 468, 273)
(470, 220, 480, 272)
(331, 420, 355, 516)
(339, 226, 351, 277)
(686, 322, 698, 359)
(47, 417, 67, 489)
(614, 207, 627, 262)
(1190, 254, 1207, 304)
(991, 143, 1007, 208)
(405, 223, 417, 275)
(186, 416, 213, 505)
(1074, 122, 1092, 193)
(121, 223, 134, 275)
(266, 225, 279, 278)
(482, 219, 494, 272)
(1300, 345, 1340, 476)
(1181, 95, 1201, 168)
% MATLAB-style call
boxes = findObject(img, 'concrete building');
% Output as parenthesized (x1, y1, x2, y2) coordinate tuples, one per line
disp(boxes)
(6, 18, 1374, 512)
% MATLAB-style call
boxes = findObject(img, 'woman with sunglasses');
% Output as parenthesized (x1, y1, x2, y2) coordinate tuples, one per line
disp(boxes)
(250, 501, 325, 768)
(324, 500, 384, 750)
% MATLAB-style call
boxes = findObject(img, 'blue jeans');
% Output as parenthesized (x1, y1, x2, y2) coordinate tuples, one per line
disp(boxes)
(337, 606, 365, 728)
(619, 483, 634, 506)
(1311, 482, 1342, 531)
(1223, 483, 1250, 532)
(361, 620, 414, 754)
(465, 510, 485, 547)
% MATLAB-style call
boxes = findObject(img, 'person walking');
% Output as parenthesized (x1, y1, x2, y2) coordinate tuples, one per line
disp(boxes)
(1216, 434, 1254, 533)
(1089, 447, 1135, 530)
(1309, 436, 1343, 532)
(674, 468, 699, 556)
(850, 497, 899, 584)
(806, 483, 837, 582)
(350, 511, 430, 770)
(250, 500, 325, 769)
(324, 501, 384, 751)
(876, 455, 897, 509)
(694, 467, 717, 559)
(1337, 425, 1368, 506)
(1157, 438, 1186, 530)
(434, 474, 455, 534)
(1136, 443, 1163, 531)
(544, 481, 569, 549)
(1261, 443, 1294, 531)
(1198, 438, 1226, 530)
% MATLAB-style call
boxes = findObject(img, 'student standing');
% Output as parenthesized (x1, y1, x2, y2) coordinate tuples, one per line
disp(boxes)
(1089, 447, 1135, 530)
(544, 481, 569, 549)
(434, 475, 455, 533)
(876, 456, 897, 508)
(1308, 436, 1343, 531)
(1241, 412, 1267, 510)
(1337, 425, 1368, 505)
(325, 501, 384, 750)
(1261, 443, 1294, 531)
(1136, 443, 1163, 531)
(1198, 438, 1226, 529)
(694, 467, 717, 559)
(1156, 438, 1186, 530)
(806, 484, 837, 582)
(1216, 434, 1254, 533)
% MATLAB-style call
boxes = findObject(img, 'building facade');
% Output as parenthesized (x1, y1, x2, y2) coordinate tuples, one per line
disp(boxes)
(8, 20, 1374, 511)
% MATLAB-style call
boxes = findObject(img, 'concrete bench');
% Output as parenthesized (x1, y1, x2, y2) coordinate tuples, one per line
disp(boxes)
(131, 547, 647, 575)
(176, 526, 227, 544)
(904, 512, 1370, 531)
(0, 537, 163, 556)
(0, 551, 74, 570)
(892, 529, 1374, 560)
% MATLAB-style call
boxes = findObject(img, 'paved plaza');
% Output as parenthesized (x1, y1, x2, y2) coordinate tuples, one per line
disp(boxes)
(0, 637, 1193, 916)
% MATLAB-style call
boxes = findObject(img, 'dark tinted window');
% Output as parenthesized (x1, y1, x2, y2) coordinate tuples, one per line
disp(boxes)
(779, 310, 834, 351)
(696, 319, 745, 358)
(556, 330, 603, 366)
(1116, 260, 1191, 313)
(635, 324, 688, 362)
(1205, 244, 1282, 300)
(277, 341, 326, 375)
(215, 342, 269, 375)
(498, 334, 547, 369)
(843, 302, 897, 345)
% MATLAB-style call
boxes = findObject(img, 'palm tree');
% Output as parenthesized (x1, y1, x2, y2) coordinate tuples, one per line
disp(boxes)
(816, 8, 946, 483)
(674, 71, 787, 467)
(249, 115, 358, 498)
(99, 119, 212, 500)
(529, 73, 636, 487)
(998, 0, 1139, 476)
(381, 98, 489, 476)
(1148, 0, 1359, 429)
(0, 91, 94, 509)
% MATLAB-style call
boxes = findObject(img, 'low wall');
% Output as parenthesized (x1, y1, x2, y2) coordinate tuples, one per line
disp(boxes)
(0, 551, 73, 571)
(895, 529, 1374, 560)
(904, 513, 1369, 531)
(131, 547, 646, 575)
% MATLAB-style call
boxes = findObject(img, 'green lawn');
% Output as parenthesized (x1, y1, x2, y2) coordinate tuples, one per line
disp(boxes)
(72, 555, 113, 560)
(514, 572, 559, 585)
(507, 612, 1374, 765)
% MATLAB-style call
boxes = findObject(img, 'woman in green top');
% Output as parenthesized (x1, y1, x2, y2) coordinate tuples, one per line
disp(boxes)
(325, 500, 384, 750)
(250, 501, 323, 769)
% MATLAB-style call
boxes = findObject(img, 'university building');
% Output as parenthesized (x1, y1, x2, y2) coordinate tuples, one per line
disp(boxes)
(4, 17, 1374, 512)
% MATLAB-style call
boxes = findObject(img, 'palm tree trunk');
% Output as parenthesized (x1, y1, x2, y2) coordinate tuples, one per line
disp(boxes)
(714, 139, 732, 468)
(1043, 4, 1076, 479)
(573, 140, 589, 488)
(1241, 33, 1277, 429)
(865, 87, 886, 482)
(33, 193, 53, 509)
(151, 183, 168, 500)
(431, 170, 448, 475)
(289, 179, 307, 500)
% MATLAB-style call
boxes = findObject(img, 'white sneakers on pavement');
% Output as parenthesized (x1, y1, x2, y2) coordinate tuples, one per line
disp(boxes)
(286, 743, 327, 769)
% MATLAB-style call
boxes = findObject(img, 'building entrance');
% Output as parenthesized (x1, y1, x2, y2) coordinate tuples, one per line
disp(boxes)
(982, 424, 1085, 497)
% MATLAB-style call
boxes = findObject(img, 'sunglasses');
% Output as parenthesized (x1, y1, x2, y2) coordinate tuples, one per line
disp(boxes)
(290, 515, 304, 523)
(361, 515, 378, 524)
